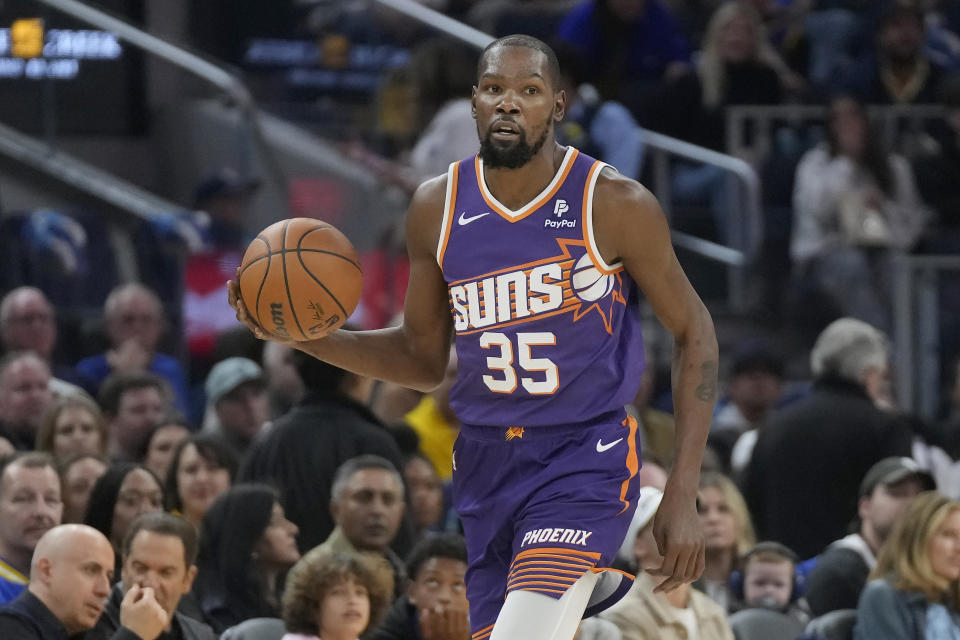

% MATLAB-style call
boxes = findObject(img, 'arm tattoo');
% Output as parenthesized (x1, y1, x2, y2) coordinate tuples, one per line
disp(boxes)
(694, 360, 718, 402)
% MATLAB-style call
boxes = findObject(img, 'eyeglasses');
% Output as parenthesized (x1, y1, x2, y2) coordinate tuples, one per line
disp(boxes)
(5, 312, 54, 325)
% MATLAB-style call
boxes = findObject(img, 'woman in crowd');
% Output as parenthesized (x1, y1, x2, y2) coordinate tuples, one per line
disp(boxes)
(84, 462, 164, 576)
(602, 487, 734, 639)
(142, 414, 190, 481)
(164, 434, 237, 530)
(402, 453, 447, 537)
(697, 471, 757, 612)
(791, 93, 931, 332)
(35, 394, 109, 462)
(855, 491, 960, 638)
(193, 483, 301, 634)
(59, 452, 107, 523)
(644, 1, 790, 245)
(282, 552, 393, 640)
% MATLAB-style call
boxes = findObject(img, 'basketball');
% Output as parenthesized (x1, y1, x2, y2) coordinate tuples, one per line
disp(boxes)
(237, 218, 362, 341)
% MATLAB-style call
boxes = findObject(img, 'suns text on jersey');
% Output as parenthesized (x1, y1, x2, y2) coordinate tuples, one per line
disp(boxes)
(448, 260, 577, 335)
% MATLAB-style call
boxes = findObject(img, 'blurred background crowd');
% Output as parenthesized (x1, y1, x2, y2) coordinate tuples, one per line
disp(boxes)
(3, 0, 960, 638)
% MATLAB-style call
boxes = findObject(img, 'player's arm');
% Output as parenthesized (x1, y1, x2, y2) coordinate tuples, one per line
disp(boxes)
(593, 169, 718, 592)
(228, 176, 453, 392)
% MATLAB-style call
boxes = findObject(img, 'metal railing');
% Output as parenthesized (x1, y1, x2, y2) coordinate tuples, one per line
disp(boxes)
(892, 255, 960, 418)
(0, 119, 182, 222)
(373, 0, 494, 49)
(726, 104, 945, 159)
(640, 127, 760, 309)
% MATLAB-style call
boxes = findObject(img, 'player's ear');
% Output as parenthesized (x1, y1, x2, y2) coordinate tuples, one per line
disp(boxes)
(471, 86, 478, 119)
(554, 89, 566, 122)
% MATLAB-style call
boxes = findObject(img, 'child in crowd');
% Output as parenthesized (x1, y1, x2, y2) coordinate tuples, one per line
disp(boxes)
(734, 541, 810, 626)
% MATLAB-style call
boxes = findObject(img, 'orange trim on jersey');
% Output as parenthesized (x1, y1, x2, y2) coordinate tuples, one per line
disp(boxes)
(472, 623, 496, 638)
(510, 559, 595, 572)
(590, 566, 636, 581)
(509, 566, 589, 579)
(508, 571, 580, 583)
(514, 547, 602, 561)
(507, 579, 578, 591)
(507, 571, 586, 589)
(618, 414, 640, 514)
(437, 162, 460, 269)
(581, 161, 622, 276)
(474, 632, 492, 640)
(475, 150, 580, 222)
(510, 554, 596, 568)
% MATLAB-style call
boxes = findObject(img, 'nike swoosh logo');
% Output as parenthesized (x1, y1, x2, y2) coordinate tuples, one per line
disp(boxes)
(596, 438, 623, 453)
(458, 211, 491, 226)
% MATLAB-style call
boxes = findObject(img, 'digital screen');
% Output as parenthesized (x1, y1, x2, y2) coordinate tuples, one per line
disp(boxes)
(0, 0, 145, 134)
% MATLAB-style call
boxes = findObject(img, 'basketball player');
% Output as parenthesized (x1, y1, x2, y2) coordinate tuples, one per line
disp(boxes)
(228, 35, 717, 640)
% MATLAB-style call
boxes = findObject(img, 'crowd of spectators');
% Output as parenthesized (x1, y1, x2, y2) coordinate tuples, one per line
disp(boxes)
(2, 1, 960, 639)
(0, 277, 959, 638)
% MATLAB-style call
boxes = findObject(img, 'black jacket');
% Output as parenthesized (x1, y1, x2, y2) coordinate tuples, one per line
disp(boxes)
(240, 392, 405, 553)
(0, 589, 136, 639)
(805, 544, 871, 617)
(368, 596, 421, 640)
(86, 583, 217, 640)
(742, 377, 913, 558)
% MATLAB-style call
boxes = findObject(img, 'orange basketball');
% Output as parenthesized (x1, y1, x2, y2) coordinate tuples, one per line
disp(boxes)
(237, 218, 362, 341)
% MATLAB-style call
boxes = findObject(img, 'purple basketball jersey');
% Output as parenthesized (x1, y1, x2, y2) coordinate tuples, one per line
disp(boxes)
(438, 147, 645, 428)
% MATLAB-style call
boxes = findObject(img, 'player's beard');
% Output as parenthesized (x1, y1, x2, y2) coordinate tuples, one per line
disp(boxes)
(479, 114, 553, 169)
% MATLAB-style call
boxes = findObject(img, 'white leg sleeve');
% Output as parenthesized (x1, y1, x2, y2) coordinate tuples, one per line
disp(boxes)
(490, 571, 600, 640)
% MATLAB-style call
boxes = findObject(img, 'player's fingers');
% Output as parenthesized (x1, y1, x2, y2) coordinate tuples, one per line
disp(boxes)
(681, 544, 700, 584)
(650, 548, 678, 583)
(693, 543, 706, 581)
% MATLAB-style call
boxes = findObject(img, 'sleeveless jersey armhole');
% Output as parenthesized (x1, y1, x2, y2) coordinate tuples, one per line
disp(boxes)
(581, 162, 624, 274)
(436, 161, 460, 270)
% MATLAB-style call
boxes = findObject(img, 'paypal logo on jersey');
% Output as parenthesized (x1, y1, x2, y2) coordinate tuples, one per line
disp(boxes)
(546, 199, 576, 229)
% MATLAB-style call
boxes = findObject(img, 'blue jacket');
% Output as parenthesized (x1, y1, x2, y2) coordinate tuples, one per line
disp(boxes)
(76, 352, 190, 415)
(855, 578, 960, 640)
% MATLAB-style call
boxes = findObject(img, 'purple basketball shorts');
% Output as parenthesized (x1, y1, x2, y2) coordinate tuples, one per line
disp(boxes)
(451, 409, 642, 639)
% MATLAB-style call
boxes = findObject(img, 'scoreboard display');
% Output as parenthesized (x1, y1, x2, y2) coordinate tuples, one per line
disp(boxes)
(0, 0, 145, 134)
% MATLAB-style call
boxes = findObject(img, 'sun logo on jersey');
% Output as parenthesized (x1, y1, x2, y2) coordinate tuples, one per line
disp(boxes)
(571, 253, 614, 302)
(447, 238, 627, 336)
(505, 426, 525, 441)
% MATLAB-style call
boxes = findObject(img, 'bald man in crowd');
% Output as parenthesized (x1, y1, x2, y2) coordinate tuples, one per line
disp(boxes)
(0, 524, 168, 639)
(75, 284, 189, 414)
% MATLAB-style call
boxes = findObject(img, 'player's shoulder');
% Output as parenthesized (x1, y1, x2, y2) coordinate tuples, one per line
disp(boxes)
(593, 166, 661, 219)
(406, 171, 452, 256)
(412, 171, 450, 210)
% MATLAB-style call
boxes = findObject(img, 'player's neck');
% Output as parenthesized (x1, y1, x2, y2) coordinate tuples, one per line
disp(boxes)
(482, 142, 567, 210)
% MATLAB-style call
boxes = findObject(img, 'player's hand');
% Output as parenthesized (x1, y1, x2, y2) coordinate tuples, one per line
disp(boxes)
(120, 584, 169, 640)
(647, 486, 704, 593)
(226, 276, 296, 345)
(419, 604, 471, 640)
